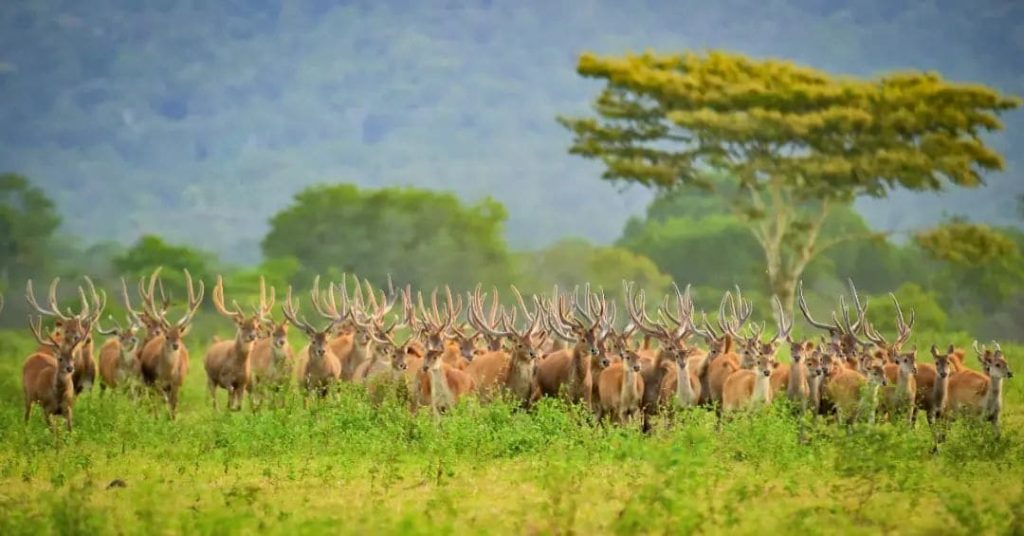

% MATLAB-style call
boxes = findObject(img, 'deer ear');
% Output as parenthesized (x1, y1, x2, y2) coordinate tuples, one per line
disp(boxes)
(947, 344, 955, 355)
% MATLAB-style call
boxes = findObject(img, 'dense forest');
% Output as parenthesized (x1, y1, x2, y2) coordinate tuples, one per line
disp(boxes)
(1, 0, 1022, 262)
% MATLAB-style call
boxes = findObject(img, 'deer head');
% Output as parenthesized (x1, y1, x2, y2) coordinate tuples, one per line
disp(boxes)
(26, 276, 106, 347)
(974, 341, 1013, 380)
(211, 275, 274, 345)
(139, 268, 204, 353)
(282, 285, 336, 363)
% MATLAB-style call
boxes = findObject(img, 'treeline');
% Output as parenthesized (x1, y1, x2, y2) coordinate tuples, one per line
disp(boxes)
(0, 172, 1021, 341)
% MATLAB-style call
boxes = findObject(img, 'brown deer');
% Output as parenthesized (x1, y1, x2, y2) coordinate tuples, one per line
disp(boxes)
(533, 285, 606, 406)
(925, 345, 954, 425)
(204, 276, 274, 411)
(352, 289, 404, 383)
(312, 274, 397, 380)
(283, 286, 341, 401)
(721, 353, 777, 412)
(416, 290, 476, 416)
(797, 280, 871, 369)
(22, 315, 86, 433)
(786, 339, 813, 409)
(863, 293, 916, 385)
(26, 277, 106, 394)
(249, 316, 293, 409)
(597, 339, 645, 425)
(946, 341, 1013, 434)
(692, 289, 753, 407)
(137, 268, 205, 420)
(826, 360, 887, 427)
(625, 281, 696, 422)
(880, 347, 918, 425)
(97, 314, 142, 393)
(465, 285, 544, 406)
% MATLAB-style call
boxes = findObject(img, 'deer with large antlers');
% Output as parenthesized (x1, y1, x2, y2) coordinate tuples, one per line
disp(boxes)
(26, 277, 106, 394)
(97, 313, 143, 394)
(533, 285, 606, 407)
(692, 288, 753, 407)
(465, 285, 545, 405)
(284, 286, 341, 402)
(626, 281, 699, 422)
(137, 268, 204, 420)
(22, 315, 87, 433)
(204, 276, 274, 411)
(946, 341, 1013, 434)
(415, 287, 476, 416)
(797, 280, 872, 370)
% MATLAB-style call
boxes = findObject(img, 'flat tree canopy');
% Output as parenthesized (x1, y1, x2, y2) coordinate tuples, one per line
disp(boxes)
(559, 50, 1020, 312)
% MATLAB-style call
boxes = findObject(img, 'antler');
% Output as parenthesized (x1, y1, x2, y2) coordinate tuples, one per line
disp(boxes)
(623, 281, 672, 341)
(468, 284, 512, 338)
(509, 285, 542, 338)
(768, 295, 793, 344)
(281, 286, 317, 335)
(211, 275, 245, 322)
(797, 280, 836, 333)
(25, 278, 74, 321)
(890, 292, 915, 349)
(176, 269, 204, 329)
(28, 315, 60, 349)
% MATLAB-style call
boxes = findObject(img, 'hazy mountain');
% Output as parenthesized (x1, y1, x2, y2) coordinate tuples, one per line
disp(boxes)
(1, 0, 1021, 263)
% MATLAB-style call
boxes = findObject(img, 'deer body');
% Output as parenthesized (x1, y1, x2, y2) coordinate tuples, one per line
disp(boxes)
(947, 344, 1012, 431)
(722, 357, 774, 412)
(22, 352, 77, 432)
(249, 325, 294, 407)
(881, 351, 918, 424)
(422, 351, 475, 416)
(140, 333, 191, 419)
(533, 345, 592, 405)
(98, 335, 140, 391)
(204, 337, 255, 411)
(598, 351, 644, 424)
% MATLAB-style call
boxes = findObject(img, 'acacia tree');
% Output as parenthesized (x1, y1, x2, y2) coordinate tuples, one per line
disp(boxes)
(559, 50, 1019, 314)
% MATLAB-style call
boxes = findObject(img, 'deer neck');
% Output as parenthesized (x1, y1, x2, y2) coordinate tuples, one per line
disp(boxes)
(119, 342, 137, 368)
(54, 365, 74, 403)
(985, 376, 1004, 413)
(430, 363, 453, 403)
(620, 364, 637, 400)
(234, 334, 255, 362)
(752, 371, 772, 404)
(571, 344, 590, 381)
(676, 366, 696, 404)
(932, 372, 949, 404)
(897, 367, 914, 396)
(808, 374, 821, 409)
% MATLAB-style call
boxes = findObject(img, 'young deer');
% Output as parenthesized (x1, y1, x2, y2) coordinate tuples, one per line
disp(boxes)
(533, 285, 606, 406)
(925, 345, 954, 424)
(249, 317, 293, 409)
(97, 315, 142, 393)
(597, 340, 645, 425)
(283, 286, 341, 401)
(947, 341, 1014, 433)
(880, 347, 918, 425)
(137, 268, 205, 420)
(22, 315, 86, 433)
(466, 285, 544, 405)
(204, 276, 274, 411)
(722, 353, 777, 412)
(827, 361, 887, 427)
(26, 277, 106, 394)
(787, 340, 814, 409)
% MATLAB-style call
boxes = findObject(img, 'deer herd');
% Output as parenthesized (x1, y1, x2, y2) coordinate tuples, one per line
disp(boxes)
(6, 270, 1015, 439)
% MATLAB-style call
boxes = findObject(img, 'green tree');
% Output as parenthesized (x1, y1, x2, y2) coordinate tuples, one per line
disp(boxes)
(0, 173, 61, 287)
(113, 235, 215, 301)
(262, 184, 513, 290)
(559, 50, 1019, 315)
(517, 238, 671, 301)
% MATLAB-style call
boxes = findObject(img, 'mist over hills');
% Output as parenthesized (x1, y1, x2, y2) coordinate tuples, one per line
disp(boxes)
(1, 0, 1021, 263)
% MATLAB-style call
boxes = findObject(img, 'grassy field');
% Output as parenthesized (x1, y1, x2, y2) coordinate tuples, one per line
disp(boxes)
(0, 329, 1022, 535)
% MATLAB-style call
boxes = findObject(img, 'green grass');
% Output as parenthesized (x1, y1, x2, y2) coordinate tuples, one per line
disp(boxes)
(0, 329, 1022, 535)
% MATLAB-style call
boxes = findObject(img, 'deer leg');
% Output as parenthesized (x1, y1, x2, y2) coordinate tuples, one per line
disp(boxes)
(24, 398, 32, 423)
(65, 407, 73, 433)
(208, 380, 218, 410)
